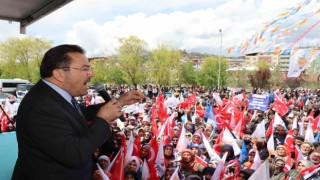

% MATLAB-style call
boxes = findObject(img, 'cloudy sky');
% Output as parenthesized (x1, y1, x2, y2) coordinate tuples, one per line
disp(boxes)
(0, 0, 319, 57)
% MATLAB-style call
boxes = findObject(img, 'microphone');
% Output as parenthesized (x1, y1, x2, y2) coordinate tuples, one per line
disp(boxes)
(93, 82, 126, 122)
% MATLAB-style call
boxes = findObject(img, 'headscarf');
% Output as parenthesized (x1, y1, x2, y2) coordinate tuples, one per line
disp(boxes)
(228, 159, 241, 177)
(220, 144, 235, 162)
(163, 144, 175, 160)
(299, 160, 315, 168)
(98, 155, 110, 171)
(275, 145, 286, 157)
(192, 132, 203, 144)
(189, 144, 202, 157)
(180, 149, 196, 170)
(126, 156, 142, 172)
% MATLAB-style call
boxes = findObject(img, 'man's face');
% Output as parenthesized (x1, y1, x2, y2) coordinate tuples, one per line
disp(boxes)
(301, 144, 311, 154)
(277, 126, 286, 136)
(275, 160, 285, 172)
(295, 138, 303, 146)
(59, 52, 95, 97)
(310, 152, 320, 164)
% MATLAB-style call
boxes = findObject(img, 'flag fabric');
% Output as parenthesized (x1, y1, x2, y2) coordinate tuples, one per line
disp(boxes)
(251, 120, 266, 138)
(273, 112, 287, 130)
(132, 134, 141, 157)
(287, 48, 320, 77)
(212, 93, 223, 106)
(169, 166, 180, 180)
(273, 93, 289, 116)
(176, 124, 188, 154)
(97, 163, 110, 180)
(222, 128, 241, 156)
(154, 139, 166, 178)
(141, 160, 150, 180)
(300, 164, 320, 179)
(239, 140, 248, 164)
(248, 161, 271, 180)
(109, 149, 124, 180)
(267, 133, 275, 155)
(195, 155, 207, 167)
(125, 132, 134, 160)
(201, 131, 221, 161)
(211, 152, 228, 180)
(250, 149, 262, 170)
(294, 145, 305, 168)
(312, 114, 320, 131)
(305, 121, 315, 143)
(284, 127, 295, 154)
(283, 155, 292, 172)
(265, 118, 274, 138)
(149, 137, 159, 164)
(204, 105, 215, 120)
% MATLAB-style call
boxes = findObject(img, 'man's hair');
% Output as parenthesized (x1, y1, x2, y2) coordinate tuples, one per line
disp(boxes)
(40, 44, 85, 78)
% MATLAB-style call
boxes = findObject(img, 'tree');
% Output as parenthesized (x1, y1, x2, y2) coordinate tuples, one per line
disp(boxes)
(179, 61, 197, 86)
(90, 58, 126, 85)
(197, 56, 228, 88)
(0, 36, 52, 82)
(226, 69, 251, 89)
(117, 36, 148, 84)
(147, 43, 181, 85)
(248, 62, 271, 89)
(269, 64, 283, 88)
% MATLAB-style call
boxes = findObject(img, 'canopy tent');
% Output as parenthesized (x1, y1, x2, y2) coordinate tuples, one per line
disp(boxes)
(0, 0, 73, 33)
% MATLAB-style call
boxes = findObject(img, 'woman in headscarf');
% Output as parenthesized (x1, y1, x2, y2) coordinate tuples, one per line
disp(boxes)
(92, 155, 111, 180)
(224, 159, 241, 180)
(220, 144, 237, 163)
(161, 168, 179, 180)
(163, 144, 175, 166)
(179, 149, 204, 178)
(191, 132, 203, 145)
(125, 156, 143, 180)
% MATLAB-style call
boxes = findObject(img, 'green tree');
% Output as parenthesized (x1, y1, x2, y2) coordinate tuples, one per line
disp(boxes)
(0, 36, 52, 82)
(270, 64, 283, 87)
(148, 43, 181, 85)
(197, 56, 228, 88)
(117, 36, 148, 84)
(179, 61, 197, 86)
(91, 58, 126, 84)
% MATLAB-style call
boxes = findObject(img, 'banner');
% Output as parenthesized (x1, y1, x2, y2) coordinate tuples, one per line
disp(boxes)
(248, 93, 269, 111)
(287, 48, 320, 77)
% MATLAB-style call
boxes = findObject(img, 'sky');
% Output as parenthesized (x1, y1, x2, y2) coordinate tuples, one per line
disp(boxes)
(0, 0, 319, 57)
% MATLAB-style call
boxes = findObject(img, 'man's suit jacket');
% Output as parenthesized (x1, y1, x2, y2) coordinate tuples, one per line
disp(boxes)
(12, 80, 111, 180)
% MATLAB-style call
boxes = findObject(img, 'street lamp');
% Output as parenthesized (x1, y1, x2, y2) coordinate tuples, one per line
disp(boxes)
(217, 29, 222, 90)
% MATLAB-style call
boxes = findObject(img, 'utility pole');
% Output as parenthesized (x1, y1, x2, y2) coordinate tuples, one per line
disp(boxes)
(218, 29, 222, 90)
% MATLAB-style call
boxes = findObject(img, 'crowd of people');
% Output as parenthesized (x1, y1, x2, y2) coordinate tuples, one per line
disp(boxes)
(84, 85, 320, 180)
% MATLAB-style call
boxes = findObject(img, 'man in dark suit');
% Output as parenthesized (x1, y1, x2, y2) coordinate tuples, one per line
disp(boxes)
(12, 44, 144, 180)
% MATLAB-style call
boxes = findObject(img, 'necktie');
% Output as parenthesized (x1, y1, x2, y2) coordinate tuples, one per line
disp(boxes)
(71, 98, 84, 118)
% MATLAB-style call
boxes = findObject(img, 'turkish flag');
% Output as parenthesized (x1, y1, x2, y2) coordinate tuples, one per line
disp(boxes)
(132, 134, 141, 157)
(284, 127, 294, 154)
(109, 150, 125, 180)
(195, 155, 207, 167)
(273, 92, 289, 116)
(148, 136, 159, 164)
(265, 118, 274, 138)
